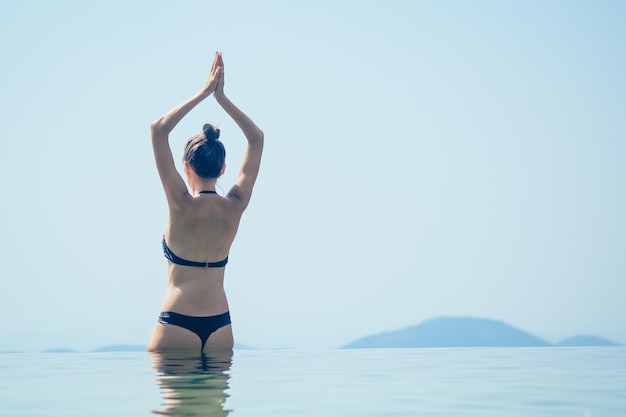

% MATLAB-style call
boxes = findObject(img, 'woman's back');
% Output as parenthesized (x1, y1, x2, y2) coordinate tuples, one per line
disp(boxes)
(162, 193, 243, 313)
(166, 193, 241, 267)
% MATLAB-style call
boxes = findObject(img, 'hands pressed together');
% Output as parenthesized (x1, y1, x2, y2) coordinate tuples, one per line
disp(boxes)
(203, 51, 225, 97)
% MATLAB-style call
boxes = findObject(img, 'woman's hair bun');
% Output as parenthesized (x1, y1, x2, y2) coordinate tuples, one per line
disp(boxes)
(202, 123, 220, 141)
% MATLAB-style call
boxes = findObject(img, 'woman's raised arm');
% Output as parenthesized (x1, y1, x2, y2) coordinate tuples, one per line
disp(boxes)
(213, 53, 264, 211)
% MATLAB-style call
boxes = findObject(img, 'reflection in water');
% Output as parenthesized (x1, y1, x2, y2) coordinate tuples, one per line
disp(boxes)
(151, 350, 233, 416)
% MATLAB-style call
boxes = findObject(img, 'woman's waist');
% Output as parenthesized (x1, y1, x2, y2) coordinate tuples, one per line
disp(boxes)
(167, 265, 226, 286)
(162, 280, 229, 315)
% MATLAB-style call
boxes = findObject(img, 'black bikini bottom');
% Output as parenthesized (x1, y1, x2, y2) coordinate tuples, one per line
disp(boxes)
(158, 311, 231, 350)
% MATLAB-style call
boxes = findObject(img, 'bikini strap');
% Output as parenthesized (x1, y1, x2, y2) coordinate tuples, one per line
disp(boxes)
(162, 236, 229, 268)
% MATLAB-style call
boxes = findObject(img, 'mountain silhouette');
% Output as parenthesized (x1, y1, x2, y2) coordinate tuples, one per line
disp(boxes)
(93, 344, 146, 352)
(343, 316, 551, 348)
(556, 335, 620, 347)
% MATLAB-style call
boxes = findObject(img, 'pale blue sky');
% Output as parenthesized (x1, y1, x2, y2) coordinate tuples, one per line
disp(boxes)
(1, 1, 625, 351)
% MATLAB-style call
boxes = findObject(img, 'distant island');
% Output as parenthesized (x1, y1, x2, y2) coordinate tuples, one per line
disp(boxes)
(342, 316, 621, 349)
(36, 345, 146, 353)
(556, 335, 621, 347)
(26, 342, 252, 353)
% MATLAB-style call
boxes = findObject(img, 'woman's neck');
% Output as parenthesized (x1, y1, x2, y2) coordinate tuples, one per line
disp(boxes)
(189, 178, 218, 196)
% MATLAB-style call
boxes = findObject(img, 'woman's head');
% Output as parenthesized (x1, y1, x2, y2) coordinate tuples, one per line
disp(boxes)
(183, 124, 226, 178)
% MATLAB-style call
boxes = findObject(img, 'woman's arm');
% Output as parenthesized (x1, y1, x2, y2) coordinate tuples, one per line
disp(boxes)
(151, 53, 222, 209)
(214, 53, 264, 211)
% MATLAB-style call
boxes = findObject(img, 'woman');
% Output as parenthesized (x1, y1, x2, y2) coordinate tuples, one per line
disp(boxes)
(147, 52, 263, 351)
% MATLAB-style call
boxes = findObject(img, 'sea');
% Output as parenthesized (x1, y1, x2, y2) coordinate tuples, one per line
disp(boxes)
(1, 347, 624, 416)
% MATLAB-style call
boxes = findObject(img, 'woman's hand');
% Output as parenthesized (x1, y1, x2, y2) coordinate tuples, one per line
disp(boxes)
(214, 52, 225, 98)
(202, 51, 223, 95)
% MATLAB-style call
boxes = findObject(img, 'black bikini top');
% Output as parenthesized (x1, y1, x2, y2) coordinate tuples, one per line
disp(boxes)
(162, 237, 229, 268)
(161, 190, 228, 268)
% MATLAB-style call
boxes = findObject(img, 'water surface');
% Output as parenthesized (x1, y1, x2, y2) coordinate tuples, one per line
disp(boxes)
(1, 347, 624, 416)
